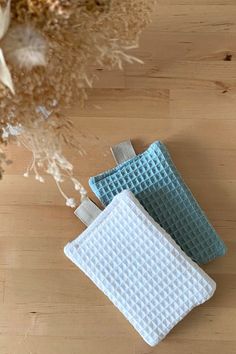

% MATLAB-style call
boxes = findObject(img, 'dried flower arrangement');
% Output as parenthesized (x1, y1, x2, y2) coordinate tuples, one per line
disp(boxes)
(0, 0, 155, 206)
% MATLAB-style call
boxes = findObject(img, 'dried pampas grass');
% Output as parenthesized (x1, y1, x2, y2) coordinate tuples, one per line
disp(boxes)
(0, 0, 156, 206)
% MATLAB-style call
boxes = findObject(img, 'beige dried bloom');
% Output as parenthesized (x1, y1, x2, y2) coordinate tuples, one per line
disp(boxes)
(3, 25, 47, 69)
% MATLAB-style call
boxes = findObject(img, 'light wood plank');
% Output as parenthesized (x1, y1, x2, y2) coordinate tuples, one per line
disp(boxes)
(155, 6, 236, 33)
(4, 269, 108, 304)
(0, 336, 134, 354)
(3, 139, 236, 180)
(0, 303, 234, 340)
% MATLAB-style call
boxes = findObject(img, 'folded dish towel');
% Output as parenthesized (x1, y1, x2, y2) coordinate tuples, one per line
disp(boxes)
(89, 141, 227, 264)
(64, 190, 216, 346)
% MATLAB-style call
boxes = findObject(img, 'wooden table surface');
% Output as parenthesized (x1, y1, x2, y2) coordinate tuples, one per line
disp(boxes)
(1, 2, 236, 354)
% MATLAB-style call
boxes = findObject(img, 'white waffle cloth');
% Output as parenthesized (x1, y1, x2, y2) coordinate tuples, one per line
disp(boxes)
(64, 190, 216, 346)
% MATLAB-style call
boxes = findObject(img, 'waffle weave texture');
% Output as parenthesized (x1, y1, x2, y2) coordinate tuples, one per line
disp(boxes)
(64, 190, 216, 346)
(89, 141, 226, 264)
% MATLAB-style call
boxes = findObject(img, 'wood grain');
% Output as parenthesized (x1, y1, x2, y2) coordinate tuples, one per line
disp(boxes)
(0, 1, 236, 353)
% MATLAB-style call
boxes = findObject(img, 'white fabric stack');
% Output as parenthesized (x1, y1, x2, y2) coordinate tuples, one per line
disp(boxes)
(64, 190, 216, 346)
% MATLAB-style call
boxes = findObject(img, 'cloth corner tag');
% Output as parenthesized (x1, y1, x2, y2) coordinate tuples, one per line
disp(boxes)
(74, 198, 102, 226)
(110, 140, 136, 165)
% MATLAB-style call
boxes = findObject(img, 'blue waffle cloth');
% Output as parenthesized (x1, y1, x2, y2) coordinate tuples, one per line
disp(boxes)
(89, 141, 227, 264)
